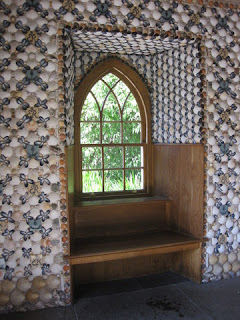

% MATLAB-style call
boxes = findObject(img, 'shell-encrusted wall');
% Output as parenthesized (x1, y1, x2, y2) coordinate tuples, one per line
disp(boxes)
(0, 0, 240, 312)
(73, 41, 202, 144)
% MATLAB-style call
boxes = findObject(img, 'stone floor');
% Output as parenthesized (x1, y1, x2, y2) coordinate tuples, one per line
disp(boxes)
(2, 272, 240, 320)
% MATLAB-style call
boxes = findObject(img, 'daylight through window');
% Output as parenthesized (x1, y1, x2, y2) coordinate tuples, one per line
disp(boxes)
(80, 73, 145, 194)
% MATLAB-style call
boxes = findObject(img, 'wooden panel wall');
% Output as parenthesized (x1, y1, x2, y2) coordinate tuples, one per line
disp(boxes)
(73, 200, 169, 239)
(72, 247, 201, 296)
(153, 144, 204, 239)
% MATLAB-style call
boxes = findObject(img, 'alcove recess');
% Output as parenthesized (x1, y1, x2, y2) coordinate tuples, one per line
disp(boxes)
(66, 144, 203, 298)
(64, 29, 204, 300)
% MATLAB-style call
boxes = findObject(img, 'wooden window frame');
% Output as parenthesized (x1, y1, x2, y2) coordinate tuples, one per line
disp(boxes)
(74, 58, 152, 199)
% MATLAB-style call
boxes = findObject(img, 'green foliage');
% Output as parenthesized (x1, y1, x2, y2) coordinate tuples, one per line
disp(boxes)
(104, 147, 123, 168)
(80, 122, 100, 144)
(82, 171, 102, 193)
(80, 73, 143, 193)
(102, 92, 120, 121)
(82, 147, 102, 169)
(123, 93, 140, 121)
(82, 169, 142, 192)
(81, 93, 100, 121)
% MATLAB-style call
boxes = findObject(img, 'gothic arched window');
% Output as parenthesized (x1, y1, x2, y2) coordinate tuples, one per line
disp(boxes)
(74, 59, 151, 197)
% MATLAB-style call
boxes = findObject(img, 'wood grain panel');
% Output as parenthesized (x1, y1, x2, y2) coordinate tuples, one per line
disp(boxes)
(172, 248, 202, 284)
(73, 198, 170, 238)
(73, 253, 175, 285)
(69, 230, 201, 264)
(153, 144, 204, 239)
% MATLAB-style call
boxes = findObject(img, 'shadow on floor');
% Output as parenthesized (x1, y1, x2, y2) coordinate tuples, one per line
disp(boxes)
(2, 273, 240, 320)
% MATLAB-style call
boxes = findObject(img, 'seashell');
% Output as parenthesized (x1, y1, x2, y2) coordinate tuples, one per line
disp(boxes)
(206, 246, 214, 255)
(32, 244, 41, 255)
(47, 43, 58, 55)
(28, 83, 39, 93)
(152, 11, 160, 20)
(207, 198, 214, 207)
(1, 280, 15, 294)
(32, 276, 46, 290)
(26, 289, 39, 303)
(31, 232, 42, 242)
(223, 261, 231, 273)
(32, 267, 42, 278)
(228, 253, 237, 263)
(207, 216, 214, 224)
(210, 16, 218, 27)
(26, 120, 38, 132)
(46, 275, 61, 290)
(232, 226, 239, 235)
(218, 244, 225, 253)
(17, 277, 31, 293)
(0, 293, 9, 306)
(51, 264, 62, 274)
(232, 197, 239, 205)
(10, 289, 25, 306)
(232, 261, 240, 273)
(219, 254, 228, 265)
(213, 264, 222, 276)
(219, 225, 227, 236)
(45, 62, 56, 73)
(39, 287, 52, 303)
(227, 234, 233, 243)
(182, 13, 190, 24)
(235, 212, 240, 220)
(209, 255, 218, 265)
(226, 219, 234, 229)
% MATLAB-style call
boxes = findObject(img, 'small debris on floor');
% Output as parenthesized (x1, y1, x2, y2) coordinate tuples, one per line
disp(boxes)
(146, 296, 184, 318)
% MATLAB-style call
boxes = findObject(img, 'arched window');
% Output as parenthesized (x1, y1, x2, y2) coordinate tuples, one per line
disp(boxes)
(74, 59, 151, 197)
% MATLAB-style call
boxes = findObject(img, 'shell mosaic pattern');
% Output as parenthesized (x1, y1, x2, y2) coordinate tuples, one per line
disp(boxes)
(73, 42, 202, 145)
(71, 29, 195, 55)
(0, 0, 240, 312)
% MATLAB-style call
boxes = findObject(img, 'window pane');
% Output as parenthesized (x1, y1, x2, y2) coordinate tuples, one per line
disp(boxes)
(125, 146, 143, 168)
(104, 170, 123, 191)
(102, 92, 120, 121)
(104, 147, 123, 169)
(91, 80, 109, 109)
(102, 122, 121, 143)
(82, 170, 102, 193)
(125, 169, 143, 190)
(80, 122, 100, 144)
(123, 122, 141, 143)
(102, 73, 119, 88)
(113, 80, 130, 108)
(123, 93, 141, 121)
(82, 147, 102, 169)
(81, 93, 100, 121)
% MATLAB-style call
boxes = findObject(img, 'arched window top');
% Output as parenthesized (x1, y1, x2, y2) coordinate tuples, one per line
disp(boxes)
(80, 73, 141, 145)
(75, 58, 152, 196)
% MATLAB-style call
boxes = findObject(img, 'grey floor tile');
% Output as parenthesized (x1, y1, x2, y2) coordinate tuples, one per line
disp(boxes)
(1, 305, 77, 320)
(74, 296, 117, 320)
(76, 278, 142, 298)
(74, 285, 210, 320)
(177, 278, 240, 320)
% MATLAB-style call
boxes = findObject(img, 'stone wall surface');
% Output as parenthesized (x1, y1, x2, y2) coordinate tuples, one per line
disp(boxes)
(0, 0, 240, 312)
